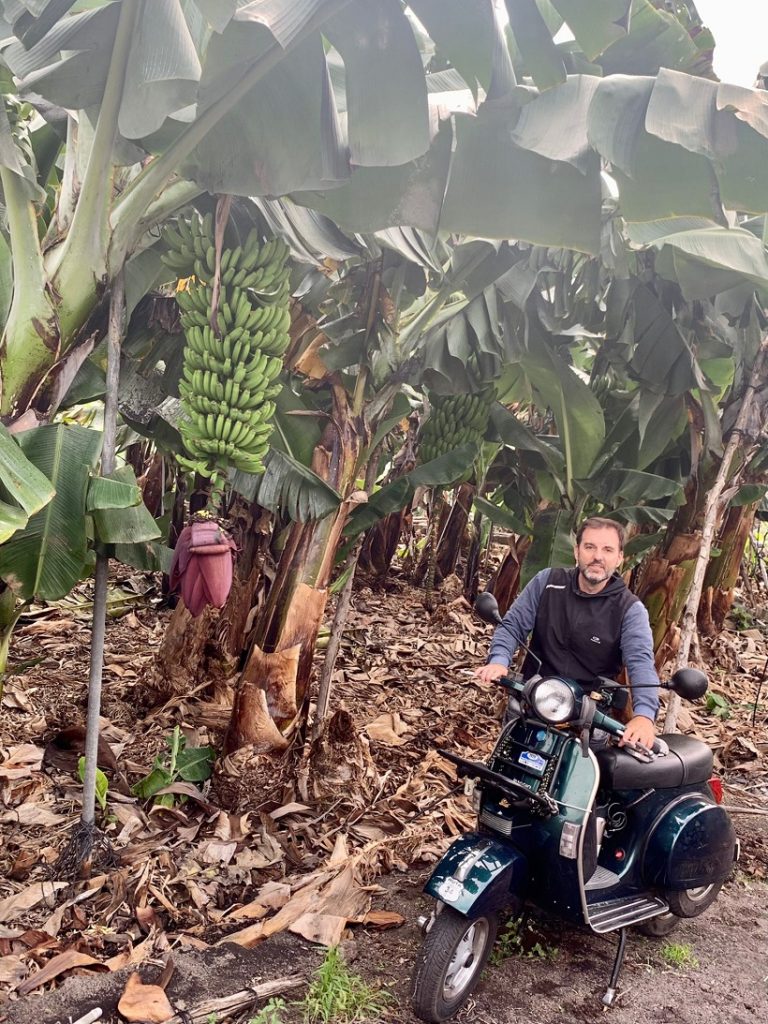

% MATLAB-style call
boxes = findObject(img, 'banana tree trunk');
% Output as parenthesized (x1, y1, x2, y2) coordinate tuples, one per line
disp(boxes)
(488, 535, 531, 615)
(223, 382, 365, 755)
(358, 507, 411, 576)
(634, 469, 715, 665)
(436, 483, 475, 583)
(698, 501, 758, 635)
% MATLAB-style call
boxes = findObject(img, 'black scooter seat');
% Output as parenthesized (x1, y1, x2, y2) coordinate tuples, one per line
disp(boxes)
(595, 734, 713, 790)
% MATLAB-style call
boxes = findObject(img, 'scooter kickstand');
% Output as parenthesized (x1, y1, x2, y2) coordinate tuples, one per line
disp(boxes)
(602, 927, 628, 1007)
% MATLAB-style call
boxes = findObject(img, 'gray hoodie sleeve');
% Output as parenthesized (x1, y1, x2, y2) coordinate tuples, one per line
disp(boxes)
(621, 602, 660, 721)
(487, 569, 551, 668)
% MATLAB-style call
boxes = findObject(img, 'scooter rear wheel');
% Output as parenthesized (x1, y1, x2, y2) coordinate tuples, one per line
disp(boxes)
(411, 907, 498, 1023)
(636, 912, 680, 937)
(666, 881, 722, 918)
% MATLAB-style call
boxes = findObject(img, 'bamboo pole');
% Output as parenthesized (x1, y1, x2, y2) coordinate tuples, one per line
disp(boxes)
(59, 272, 125, 876)
(665, 333, 768, 733)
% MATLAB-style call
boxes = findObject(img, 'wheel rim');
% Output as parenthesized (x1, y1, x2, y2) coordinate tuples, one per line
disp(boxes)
(442, 918, 490, 1000)
(685, 883, 715, 903)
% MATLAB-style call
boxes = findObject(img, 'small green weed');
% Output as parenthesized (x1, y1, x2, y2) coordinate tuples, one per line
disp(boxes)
(705, 692, 731, 720)
(206, 1014, 218, 1024)
(300, 946, 390, 1023)
(132, 725, 215, 807)
(491, 916, 558, 966)
(249, 998, 286, 1024)
(660, 942, 699, 969)
(730, 603, 754, 631)
(77, 756, 109, 813)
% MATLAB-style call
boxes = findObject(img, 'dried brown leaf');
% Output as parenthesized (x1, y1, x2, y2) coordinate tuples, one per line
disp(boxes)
(118, 972, 174, 1023)
(16, 949, 105, 996)
(0, 882, 67, 924)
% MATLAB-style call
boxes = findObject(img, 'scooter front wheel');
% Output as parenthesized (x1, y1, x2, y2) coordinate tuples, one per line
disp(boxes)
(411, 907, 498, 1023)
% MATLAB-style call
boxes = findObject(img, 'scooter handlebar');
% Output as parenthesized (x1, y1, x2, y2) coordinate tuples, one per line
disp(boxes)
(592, 708, 667, 756)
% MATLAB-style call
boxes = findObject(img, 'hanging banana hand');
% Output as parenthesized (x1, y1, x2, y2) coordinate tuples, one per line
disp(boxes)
(162, 213, 292, 484)
(418, 385, 497, 477)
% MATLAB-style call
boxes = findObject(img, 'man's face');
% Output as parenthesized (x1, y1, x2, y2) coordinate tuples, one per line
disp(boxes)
(574, 526, 623, 587)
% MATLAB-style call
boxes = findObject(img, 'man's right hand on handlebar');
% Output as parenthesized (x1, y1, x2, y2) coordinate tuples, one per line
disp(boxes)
(475, 663, 509, 684)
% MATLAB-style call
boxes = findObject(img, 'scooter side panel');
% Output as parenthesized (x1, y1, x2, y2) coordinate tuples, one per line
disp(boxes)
(424, 833, 528, 917)
(533, 742, 600, 923)
(643, 796, 738, 889)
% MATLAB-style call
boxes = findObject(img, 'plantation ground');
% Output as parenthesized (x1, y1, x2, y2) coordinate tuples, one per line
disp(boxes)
(1, 566, 767, 1022)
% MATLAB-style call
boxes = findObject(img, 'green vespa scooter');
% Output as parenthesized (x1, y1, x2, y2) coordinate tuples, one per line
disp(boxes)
(410, 592, 738, 1023)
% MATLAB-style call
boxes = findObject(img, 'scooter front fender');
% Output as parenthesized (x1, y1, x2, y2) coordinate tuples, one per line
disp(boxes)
(424, 832, 528, 918)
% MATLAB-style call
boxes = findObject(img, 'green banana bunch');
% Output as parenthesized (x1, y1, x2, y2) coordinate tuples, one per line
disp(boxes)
(164, 213, 292, 483)
(418, 385, 497, 471)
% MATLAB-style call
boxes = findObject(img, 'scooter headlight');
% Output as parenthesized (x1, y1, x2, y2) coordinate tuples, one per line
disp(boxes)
(531, 678, 577, 724)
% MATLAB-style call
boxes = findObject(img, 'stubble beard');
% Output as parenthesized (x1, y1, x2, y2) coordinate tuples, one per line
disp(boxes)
(578, 561, 611, 587)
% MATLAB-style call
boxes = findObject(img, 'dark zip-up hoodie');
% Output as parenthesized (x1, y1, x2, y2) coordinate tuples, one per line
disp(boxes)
(488, 567, 660, 720)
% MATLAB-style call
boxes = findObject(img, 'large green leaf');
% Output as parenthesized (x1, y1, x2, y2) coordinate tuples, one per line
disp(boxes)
(295, 119, 453, 235)
(550, 0, 631, 61)
(0, 424, 101, 600)
(505, 0, 566, 90)
(583, 468, 683, 506)
(408, 442, 479, 487)
(408, 0, 498, 95)
(344, 443, 478, 538)
(0, 423, 56, 544)
(323, 0, 429, 167)
(595, 0, 702, 77)
(91, 466, 163, 544)
(86, 474, 141, 511)
(256, 449, 341, 523)
(650, 227, 768, 301)
(186, 31, 342, 196)
(644, 70, 768, 215)
(420, 288, 505, 395)
(626, 282, 696, 395)
(510, 74, 600, 172)
(587, 74, 718, 223)
(474, 495, 528, 536)
(488, 402, 565, 476)
(521, 322, 605, 488)
(440, 105, 602, 254)
(520, 506, 573, 586)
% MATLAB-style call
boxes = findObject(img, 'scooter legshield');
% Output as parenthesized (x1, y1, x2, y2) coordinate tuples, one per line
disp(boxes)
(424, 833, 528, 917)
(643, 795, 738, 890)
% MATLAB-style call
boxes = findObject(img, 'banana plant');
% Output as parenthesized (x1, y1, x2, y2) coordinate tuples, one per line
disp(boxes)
(3, 0, 767, 431)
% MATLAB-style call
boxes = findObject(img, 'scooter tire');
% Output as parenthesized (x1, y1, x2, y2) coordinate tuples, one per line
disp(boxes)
(665, 881, 723, 918)
(411, 907, 498, 1023)
(636, 912, 681, 937)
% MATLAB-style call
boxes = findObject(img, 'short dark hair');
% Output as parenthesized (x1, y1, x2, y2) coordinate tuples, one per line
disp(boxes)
(575, 516, 625, 552)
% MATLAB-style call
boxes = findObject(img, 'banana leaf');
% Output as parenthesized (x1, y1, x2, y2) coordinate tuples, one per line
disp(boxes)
(256, 449, 342, 524)
(91, 466, 160, 544)
(0, 424, 101, 599)
(344, 443, 478, 537)
(520, 506, 574, 586)
(0, 423, 56, 545)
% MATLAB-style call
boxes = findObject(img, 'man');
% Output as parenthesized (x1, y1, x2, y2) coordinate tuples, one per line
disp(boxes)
(475, 517, 659, 749)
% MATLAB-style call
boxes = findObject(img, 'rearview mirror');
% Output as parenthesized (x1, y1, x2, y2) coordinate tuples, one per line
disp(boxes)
(669, 667, 708, 700)
(474, 591, 502, 626)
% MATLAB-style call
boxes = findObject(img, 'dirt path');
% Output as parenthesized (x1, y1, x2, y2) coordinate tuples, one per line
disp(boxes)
(4, 850, 766, 1024)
